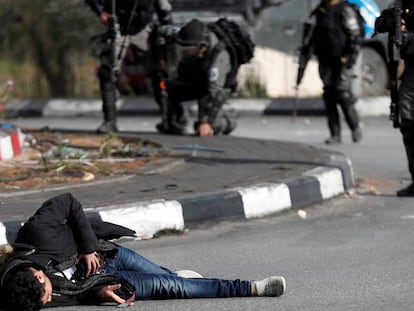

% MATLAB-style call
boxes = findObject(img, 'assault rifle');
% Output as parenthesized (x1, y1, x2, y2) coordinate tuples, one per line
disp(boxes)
(296, 19, 315, 88)
(388, 4, 403, 128)
(107, 0, 127, 83)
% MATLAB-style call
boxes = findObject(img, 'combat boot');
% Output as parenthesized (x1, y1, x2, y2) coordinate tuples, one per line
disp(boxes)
(97, 120, 118, 134)
(325, 136, 341, 144)
(222, 110, 238, 135)
(352, 127, 362, 143)
(397, 183, 414, 197)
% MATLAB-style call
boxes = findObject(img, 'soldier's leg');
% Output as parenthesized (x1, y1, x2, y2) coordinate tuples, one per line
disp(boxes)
(319, 62, 341, 144)
(96, 34, 130, 133)
(323, 88, 341, 144)
(397, 118, 414, 196)
(97, 64, 118, 133)
(156, 80, 200, 134)
(337, 89, 362, 143)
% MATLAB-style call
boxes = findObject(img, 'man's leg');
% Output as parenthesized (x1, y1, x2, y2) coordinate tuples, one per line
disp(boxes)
(337, 89, 362, 143)
(105, 245, 173, 275)
(114, 271, 252, 299)
(156, 80, 201, 134)
(323, 88, 341, 144)
(97, 64, 118, 133)
(398, 118, 414, 196)
(113, 271, 285, 299)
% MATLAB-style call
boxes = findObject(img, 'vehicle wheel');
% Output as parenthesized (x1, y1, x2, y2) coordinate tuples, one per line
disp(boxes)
(358, 46, 388, 96)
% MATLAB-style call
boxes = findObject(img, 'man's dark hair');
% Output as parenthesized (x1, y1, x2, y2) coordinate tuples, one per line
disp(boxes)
(3, 267, 45, 311)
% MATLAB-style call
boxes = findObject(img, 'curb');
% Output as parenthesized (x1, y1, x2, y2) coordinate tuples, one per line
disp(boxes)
(0, 154, 353, 244)
(5, 96, 390, 118)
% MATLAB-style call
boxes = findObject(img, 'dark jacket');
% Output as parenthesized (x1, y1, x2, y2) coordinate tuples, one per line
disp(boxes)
(176, 32, 232, 124)
(0, 193, 136, 307)
(85, 0, 172, 35)
(311, 1, 362, 63)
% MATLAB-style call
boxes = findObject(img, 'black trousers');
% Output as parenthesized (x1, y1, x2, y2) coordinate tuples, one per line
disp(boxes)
(319, 60, 359, 137)
(400, 118, 414, 181)
(165, 80, 235, 134)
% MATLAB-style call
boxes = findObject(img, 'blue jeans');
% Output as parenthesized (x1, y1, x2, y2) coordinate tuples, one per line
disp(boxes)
(104, 245, 252, 299)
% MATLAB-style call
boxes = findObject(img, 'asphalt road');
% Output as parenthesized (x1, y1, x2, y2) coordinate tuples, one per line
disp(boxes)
(7, 114, 414, 310)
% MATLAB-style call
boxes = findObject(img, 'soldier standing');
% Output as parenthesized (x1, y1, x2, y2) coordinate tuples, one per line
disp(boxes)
(85, 0, 173, 133)
(307, 0, 363, 144)
(376, 2, 414, 196)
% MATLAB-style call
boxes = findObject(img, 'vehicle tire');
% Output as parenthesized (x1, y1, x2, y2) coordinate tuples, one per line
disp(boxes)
(357, 46, 388, 96)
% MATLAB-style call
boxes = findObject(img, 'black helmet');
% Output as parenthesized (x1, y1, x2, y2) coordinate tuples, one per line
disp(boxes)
(176, 19, 207, 46)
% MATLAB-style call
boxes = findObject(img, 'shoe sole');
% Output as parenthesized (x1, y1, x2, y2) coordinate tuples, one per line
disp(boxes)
(262, 276, 286, 297)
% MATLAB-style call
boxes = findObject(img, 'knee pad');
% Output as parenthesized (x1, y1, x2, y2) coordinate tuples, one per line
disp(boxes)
(337, 90, 356, 105)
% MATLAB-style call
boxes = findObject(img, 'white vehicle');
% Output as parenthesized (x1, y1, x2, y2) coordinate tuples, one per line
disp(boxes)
(170, 0, 390, 96)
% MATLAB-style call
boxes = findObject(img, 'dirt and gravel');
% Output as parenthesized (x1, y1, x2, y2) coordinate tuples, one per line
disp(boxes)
(0, 129, 168, 192)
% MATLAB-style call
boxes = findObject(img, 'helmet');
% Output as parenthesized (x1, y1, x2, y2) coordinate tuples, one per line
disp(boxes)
(176, 19, 207, 46)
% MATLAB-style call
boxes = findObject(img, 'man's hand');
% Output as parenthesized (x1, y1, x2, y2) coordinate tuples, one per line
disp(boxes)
(100, 11, 111, 26)
(98, 284, 135, 306)
(197, 122, 214, 137)
(78, 252, 101, 277)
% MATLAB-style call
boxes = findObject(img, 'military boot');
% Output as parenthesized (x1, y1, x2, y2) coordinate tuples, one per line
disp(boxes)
(97, 120, 118, 134)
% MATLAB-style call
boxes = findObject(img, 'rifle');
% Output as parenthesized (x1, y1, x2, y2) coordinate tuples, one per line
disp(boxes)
(293, 18, 315, 121)
(387, 4, 403, 128)
(107, 0, 128, 83)
(296, 20, 315, 89)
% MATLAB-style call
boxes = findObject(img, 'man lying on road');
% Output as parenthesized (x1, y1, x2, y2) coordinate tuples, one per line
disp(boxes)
(0, 193, 286, 310)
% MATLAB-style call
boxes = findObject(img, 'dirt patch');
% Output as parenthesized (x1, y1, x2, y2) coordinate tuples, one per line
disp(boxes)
(0, 129, 169, 191)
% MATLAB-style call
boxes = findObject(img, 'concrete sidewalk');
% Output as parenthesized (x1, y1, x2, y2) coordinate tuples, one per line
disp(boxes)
(0, 130, 353, 244)
(5, 96, 390, 118)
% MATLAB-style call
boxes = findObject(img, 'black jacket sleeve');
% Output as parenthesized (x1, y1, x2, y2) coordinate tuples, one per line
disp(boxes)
(15, 193, 97, 259)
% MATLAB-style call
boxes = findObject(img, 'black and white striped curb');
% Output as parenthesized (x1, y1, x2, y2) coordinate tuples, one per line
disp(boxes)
(5, 96, 390, 118)
(0, 154, 353, 244)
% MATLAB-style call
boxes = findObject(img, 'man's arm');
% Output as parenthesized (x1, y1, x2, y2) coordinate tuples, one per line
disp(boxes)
(198, 47, 231, 135)
(341, 5, 363, 67)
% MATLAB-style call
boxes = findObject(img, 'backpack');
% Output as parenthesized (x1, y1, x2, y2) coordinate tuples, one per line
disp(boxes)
(345, 0, 380, 38)
(207, 18, 255, 91)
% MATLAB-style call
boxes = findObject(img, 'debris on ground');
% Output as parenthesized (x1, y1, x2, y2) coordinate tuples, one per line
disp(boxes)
(0, 129, 168, 191)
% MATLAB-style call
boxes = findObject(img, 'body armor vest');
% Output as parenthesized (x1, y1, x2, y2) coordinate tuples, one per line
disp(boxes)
(313, 3, 349, 60)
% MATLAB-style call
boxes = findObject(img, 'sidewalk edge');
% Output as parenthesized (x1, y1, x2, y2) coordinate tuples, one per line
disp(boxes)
(0, 156, 353, 244)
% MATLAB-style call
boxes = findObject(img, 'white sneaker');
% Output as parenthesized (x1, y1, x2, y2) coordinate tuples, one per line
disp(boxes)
(175, 270, 203, 278)
(255, 276, 286, 297)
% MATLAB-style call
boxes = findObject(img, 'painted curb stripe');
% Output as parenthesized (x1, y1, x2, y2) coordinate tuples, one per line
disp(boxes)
(0, 135, 13, 160)
(93, 200, 184, 238)
(237, 183, 291, 219)
(0, 130, 24, 161)
(304, 167, 344, 199)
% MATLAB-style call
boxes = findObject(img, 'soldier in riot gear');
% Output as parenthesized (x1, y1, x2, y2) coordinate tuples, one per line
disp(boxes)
(303, 0, 363, 144)
(156, 19, 244, 137)
(85, 0, 173, 133)
(376, 2, 414, 196)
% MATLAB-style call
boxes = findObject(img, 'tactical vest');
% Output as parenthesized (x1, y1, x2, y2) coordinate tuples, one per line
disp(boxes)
(177, 54, 209, 87)
(103, 0, 155, 35)
(312, 3, 349, 60)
